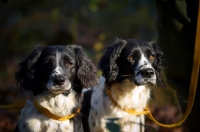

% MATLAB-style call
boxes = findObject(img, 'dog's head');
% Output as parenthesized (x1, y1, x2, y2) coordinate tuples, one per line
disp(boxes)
(99, 39, 164, 87)
(15, 45, 98, 95)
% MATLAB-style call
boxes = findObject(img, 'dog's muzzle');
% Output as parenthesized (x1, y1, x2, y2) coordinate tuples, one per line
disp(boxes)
(134, 67, 156, 85)
(52, 75, 66, 86)
(140, 68, 154, 78)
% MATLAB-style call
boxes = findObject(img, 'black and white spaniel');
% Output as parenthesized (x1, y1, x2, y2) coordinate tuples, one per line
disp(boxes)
(81, 39, 164, 132)
(14, 45, 98, 132)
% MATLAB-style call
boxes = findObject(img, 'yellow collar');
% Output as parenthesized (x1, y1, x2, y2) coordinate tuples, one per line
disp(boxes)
(33, 100, 80, 121)
(106, 88, 149, 115)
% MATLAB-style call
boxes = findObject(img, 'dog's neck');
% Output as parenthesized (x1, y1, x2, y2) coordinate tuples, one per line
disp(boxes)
(106, 79, 151, 111)
(34, 90, 78, 117)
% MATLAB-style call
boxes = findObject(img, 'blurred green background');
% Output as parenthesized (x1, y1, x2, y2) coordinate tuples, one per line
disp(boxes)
(0, 0, 195, 132)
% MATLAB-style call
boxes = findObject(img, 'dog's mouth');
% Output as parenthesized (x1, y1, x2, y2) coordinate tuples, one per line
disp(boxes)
(48, 86, 71, 94)
(120, 75, 156, 86)
(46, 87, 71, 95)
(46, 79, 72, 94)
(133, 78, 156, 86)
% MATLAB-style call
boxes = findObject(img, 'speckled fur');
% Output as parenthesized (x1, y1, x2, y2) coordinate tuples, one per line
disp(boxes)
(17, 92, 76, 132)
(88, 77, 150, 132)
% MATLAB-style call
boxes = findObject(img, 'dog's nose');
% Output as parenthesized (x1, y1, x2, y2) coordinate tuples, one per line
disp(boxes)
(53, 75, 65, 86)
(141, 69, 154, 78)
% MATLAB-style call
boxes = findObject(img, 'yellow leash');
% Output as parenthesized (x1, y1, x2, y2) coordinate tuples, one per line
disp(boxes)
(0, 100, 26, 109)
(33, 100, 80, 121)
(106, 2, 200, 127)
(0, 100, 80, 121)
(146, 2, 200, 127)
(106, 88, 150, 115)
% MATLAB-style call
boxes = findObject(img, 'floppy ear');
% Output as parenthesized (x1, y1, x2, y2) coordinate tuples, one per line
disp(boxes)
(150, 42, 165, 87)
(72, 45, 98, 88)
(99, 39, 126, 82)
(15, 46, 45, 91)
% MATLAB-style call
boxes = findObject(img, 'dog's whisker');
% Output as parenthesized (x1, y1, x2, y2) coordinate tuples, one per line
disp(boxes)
(42, 83, 51, 92)
(120, 75, 131, 78)
(42, 83, 47, 86)
(122, 75, 134, 80)
(45, 87, 51, 92)
(72, 84, 79, 88)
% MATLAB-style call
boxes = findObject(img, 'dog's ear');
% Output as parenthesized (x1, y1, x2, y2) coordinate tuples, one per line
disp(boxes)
(72, 45, 98, 88)
(15, 46, 45, 91)
(99, 39, 126, 82)
(149, 42, 165, 87)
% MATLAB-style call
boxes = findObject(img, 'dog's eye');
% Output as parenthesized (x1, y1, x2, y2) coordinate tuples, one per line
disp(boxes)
(149, 55, 155, 61)
(65, 62, 73, 67)
(128, 56, 134, 61)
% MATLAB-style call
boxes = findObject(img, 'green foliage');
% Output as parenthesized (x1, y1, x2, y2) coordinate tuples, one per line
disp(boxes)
(0, 0, 157, 56)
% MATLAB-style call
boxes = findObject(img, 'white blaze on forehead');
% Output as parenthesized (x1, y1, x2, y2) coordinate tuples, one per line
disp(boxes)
(53, 52, 62, 75)
(136, 47, 151, 70)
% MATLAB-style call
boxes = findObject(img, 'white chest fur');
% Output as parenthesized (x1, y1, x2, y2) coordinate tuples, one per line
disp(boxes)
(89, 77, 151, 132)
(17, 92, 77, 132)
(18, 100, 74, 132)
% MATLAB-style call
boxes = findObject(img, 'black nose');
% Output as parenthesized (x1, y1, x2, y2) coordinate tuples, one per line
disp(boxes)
(53, 75, 65, 86)
(141, 69, 154, 78)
